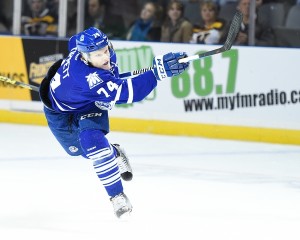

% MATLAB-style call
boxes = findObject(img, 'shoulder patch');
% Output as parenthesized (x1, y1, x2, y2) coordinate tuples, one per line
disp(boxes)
(86, 72, 104, 89)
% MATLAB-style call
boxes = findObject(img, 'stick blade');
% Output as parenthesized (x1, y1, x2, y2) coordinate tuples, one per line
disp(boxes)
(0, 75, 40, 92)
(224, 11, 243, 51)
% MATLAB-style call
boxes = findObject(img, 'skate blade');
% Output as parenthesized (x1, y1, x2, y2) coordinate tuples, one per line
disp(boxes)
(118, 210, 132, 220)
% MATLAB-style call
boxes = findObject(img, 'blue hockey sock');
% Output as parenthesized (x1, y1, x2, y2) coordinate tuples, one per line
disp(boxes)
(79, 129, 123, 197)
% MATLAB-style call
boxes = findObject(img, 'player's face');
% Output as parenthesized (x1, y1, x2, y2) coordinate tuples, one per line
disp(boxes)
(88, 46, 111, 70)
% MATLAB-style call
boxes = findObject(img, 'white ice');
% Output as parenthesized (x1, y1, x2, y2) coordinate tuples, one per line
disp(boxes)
(0, 123, 300, 240)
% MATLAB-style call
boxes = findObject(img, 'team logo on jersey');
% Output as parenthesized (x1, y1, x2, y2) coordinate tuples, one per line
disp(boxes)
(95, 101, 114, 110)
(86, 72, 103, 89)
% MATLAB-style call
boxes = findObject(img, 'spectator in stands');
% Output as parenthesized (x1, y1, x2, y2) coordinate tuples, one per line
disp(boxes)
(190, 1, 225, 44)
(85, 0, 126, 39)
(126, 2, 162, 41)
(21, 0, 58, 36)
(220, 0, 274, 46)
(160, 0, 193, 43)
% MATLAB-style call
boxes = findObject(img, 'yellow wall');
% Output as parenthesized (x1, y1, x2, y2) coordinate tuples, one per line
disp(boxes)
(0, 37, 31, 100)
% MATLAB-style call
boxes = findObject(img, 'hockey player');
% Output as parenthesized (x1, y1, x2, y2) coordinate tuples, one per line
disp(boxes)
(39, 27, 189, 218)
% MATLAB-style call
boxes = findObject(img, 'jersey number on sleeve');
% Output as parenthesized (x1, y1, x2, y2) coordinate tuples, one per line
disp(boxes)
(97, 81, 118, 97)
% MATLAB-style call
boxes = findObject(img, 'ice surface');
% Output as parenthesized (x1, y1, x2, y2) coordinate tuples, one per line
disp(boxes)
(0, 123, 300, 240)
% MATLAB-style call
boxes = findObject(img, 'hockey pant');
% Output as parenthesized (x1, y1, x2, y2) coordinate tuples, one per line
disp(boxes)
(44, 106, 123, 197)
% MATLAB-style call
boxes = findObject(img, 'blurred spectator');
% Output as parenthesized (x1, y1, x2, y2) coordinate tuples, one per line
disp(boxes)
(85, 0, 126, 39)
(220, 0, 274, 46)
(21, 0, 58, 36)
(126, 2, 163, 41)
(190, 1, 225, 44)
(138, 0, 169, 10)
(161, 0, 193, 43)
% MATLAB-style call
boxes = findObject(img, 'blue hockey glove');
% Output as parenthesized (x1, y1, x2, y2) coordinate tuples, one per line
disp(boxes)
(152, 52, 189, 80)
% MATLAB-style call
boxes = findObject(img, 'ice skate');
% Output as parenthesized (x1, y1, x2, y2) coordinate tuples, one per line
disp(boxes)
(110, 193, 133, 218)
(113, 144, 133, 181)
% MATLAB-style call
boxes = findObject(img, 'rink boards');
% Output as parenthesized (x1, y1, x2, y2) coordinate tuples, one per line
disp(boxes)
(0, 36, 299, 145)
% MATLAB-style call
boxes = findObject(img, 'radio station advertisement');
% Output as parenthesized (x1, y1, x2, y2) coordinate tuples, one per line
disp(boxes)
(112, 41, 300, 130)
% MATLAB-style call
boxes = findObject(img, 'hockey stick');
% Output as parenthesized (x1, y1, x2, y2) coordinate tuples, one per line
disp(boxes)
(177, 11, 243, 63)
(0, 75, 39, 92)
(119, 11, 243, 78)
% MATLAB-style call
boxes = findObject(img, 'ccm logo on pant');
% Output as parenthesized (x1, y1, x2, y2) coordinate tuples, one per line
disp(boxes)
(80, 113, 102, 120)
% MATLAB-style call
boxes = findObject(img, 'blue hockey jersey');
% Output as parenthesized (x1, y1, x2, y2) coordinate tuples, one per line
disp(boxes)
(48, 47, 157, 113)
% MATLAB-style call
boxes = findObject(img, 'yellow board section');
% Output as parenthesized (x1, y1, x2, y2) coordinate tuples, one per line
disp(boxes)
(110, 118, 300, 145)
(0, 110, 47, 125)
(1, 109, 300, 146)
(0, 37, 31, 100)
